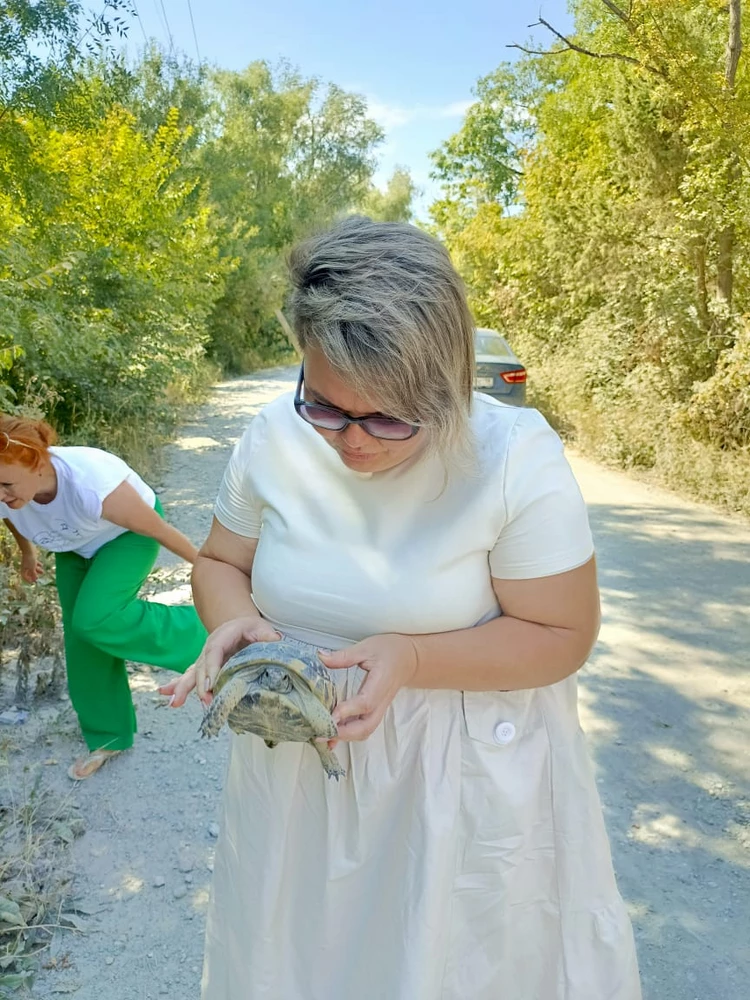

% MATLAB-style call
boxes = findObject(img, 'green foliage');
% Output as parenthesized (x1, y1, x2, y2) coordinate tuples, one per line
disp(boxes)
(0, 35, 384, 429)
(198, 61, 383, 371)
(0, 1, 136, 118)
(431, 66, 530, 209)
(1, 105, 227, 453)
(0, 15, 385, 685)
(359, 167, 417, 222)
(431, 0, 750, 516)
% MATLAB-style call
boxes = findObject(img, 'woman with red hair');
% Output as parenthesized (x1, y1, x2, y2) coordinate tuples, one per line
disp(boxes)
(0, 415, 207, 779)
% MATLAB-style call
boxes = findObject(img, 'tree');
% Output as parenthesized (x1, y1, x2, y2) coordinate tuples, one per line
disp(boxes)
(0, 0, 135, 120)
(430, 0, 750, 513)
(197, 61, 383, 370)
(1, 105, 227, 443)
(430, 66, 531, 211)
(359, 167, 417, 223)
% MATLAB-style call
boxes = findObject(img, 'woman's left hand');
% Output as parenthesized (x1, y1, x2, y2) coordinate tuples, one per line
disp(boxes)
(20, 549, 44, 583)
(319, 634, 418, 742)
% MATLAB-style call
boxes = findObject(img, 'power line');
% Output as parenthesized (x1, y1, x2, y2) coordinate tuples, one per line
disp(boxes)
(150, 0, 174, 54)
(130, 0, 150, 45)
(186, 0, 201, 63)
(158, 0, 175, 54)
(149, 0, 168, 40)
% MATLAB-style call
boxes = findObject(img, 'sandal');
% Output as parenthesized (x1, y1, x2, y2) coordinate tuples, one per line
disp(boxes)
(68, 749, 122, 781)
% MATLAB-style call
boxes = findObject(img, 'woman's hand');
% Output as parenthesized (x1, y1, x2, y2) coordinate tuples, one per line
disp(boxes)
(20, 547, 43, 583)
(319, 634, 418, 742)
(159, 616, 281, 707)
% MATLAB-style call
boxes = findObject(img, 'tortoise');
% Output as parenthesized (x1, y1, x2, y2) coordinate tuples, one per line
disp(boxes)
(199, 635, 345, 780)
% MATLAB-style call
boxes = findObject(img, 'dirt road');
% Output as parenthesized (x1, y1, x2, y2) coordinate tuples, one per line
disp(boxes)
(29, 367, 750, 999)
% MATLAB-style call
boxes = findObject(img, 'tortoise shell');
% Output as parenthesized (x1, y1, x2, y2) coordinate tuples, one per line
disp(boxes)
(199, 635, 345, 780)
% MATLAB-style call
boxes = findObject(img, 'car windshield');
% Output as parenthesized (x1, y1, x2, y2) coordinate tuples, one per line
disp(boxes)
(475, 332, 513, 359)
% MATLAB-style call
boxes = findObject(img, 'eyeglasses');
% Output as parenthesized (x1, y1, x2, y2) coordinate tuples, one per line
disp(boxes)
(0, 432, 26, 453)
(293, 364, 420, 441)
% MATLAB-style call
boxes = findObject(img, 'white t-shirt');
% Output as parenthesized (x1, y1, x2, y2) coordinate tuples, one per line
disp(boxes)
(1, 447, 155, 558)
(214, 392, 594, 641)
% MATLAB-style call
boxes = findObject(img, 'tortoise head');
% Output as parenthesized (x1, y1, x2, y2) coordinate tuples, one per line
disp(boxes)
(257, 664, 293, 694)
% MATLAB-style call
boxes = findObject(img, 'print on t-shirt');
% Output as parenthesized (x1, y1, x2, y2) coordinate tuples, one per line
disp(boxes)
(32, 518, 83, 550)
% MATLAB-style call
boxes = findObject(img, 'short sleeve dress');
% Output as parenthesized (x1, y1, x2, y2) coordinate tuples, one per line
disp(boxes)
(201, 392, 642, 1000)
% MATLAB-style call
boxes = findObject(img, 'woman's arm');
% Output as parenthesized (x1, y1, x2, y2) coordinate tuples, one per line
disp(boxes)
(322, 557, 600, 741)
(3, 518, 43, 582)
(412, 556, 600, 691)
(101, 482, 199, 563)
(3, 517, 33, 552)
(191, 518, 261, 629)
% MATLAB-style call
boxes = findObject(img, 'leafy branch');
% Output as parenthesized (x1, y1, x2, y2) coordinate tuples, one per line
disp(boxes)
(507, 15, 668, 80)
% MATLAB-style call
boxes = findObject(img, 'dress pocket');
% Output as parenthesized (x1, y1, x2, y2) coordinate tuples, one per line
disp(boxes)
(458, 689, 555, 882)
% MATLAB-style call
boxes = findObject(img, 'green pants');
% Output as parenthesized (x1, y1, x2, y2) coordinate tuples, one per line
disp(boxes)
(54, 502, 207, 752)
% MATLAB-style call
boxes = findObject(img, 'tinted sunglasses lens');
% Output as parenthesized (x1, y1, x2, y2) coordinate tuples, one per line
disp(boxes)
(361, 418, 416, 440)
(297, 403, 347, 431)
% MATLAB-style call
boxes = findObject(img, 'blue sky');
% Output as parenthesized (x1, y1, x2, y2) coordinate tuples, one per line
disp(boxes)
(125, 0, 572, 218)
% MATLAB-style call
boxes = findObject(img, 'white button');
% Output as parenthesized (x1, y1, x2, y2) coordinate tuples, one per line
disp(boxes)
(493, 721, 516, 745)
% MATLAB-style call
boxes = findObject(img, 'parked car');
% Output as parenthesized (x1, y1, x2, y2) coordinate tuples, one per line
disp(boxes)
(473, 327, 527, 405)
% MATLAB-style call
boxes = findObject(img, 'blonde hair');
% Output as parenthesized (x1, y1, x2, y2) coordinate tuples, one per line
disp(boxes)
(288, 216, 475, 462)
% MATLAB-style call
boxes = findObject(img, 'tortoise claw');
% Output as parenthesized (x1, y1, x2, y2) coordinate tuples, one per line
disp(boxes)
(313, 741, 346, 780)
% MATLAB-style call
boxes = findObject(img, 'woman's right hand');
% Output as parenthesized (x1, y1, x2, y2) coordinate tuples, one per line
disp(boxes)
(160, 616, 281, 708)
(20, 548, 43, 583)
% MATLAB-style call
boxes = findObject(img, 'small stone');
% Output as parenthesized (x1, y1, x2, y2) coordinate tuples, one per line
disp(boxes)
(173, 886, 187, 900)
(177, 854, 193, 874)
(105, 956, 114, 966)
(208, 822, 220, 838)
(153, 876, 166, 888)
(184, 873, 193, 884)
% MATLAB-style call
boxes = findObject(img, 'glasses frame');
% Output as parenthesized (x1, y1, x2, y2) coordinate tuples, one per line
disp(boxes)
(293, 364, 420, 441)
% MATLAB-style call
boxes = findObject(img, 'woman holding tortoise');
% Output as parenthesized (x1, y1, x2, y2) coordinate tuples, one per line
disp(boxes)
(165, 216, 641, 1000)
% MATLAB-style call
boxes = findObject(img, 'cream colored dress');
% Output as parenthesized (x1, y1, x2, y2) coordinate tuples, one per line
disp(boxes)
(201, 393, 642, 1000)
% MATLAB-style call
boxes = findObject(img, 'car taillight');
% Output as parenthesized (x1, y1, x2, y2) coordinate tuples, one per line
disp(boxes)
(500, 370, 527, 384)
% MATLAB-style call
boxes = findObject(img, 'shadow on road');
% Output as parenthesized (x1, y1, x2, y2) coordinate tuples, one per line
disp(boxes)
(580, 502, 750, 999)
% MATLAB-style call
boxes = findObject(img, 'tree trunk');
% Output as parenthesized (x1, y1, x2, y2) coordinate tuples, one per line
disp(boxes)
(717, 0, 742, 309)
(726, 0, 743, 87)
(716, 227, 734, 308)
(694, 244, 711, 334)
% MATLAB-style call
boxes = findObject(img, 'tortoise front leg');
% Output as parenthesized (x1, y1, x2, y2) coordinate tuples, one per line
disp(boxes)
(199, 676, 248, 738)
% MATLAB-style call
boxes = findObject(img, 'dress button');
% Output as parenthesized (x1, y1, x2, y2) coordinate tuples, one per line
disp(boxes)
(493, 721, 516, 745)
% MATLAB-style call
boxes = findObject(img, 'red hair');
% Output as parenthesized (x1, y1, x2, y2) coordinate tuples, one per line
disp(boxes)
(0, 414, 57, 471)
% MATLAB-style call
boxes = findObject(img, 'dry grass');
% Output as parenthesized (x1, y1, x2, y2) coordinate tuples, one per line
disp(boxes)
(526, 363, 750, 523)
(0, 740, 84, 995)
